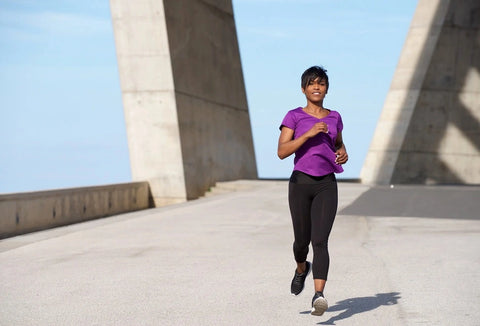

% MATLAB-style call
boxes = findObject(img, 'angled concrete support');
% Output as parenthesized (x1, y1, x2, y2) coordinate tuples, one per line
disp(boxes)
(110, 0, 257, 206)
(361, 0, 480, 185)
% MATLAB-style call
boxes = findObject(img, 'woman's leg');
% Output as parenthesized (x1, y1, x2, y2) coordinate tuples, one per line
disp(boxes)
(310, 174, 338, 292)
(288, 173, 315, 295)
(288, 177, 313, 265)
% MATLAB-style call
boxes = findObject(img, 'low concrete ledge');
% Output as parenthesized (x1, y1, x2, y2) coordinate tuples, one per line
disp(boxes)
(0, 182, 151, 239)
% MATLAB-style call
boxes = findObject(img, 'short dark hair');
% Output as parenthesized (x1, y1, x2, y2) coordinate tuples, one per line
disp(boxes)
(301, 66, 329, 90)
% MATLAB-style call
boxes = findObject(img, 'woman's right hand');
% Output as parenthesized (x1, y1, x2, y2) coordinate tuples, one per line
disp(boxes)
(305, 122, 329, 138)
(278, 122, 329, 159)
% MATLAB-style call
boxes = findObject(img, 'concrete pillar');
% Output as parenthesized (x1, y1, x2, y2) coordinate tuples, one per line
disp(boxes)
(110, 0, 257, 206)
(361, 0, 480, 185)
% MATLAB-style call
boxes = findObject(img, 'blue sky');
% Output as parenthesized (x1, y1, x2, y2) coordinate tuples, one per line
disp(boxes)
(0, 0, 418, 194)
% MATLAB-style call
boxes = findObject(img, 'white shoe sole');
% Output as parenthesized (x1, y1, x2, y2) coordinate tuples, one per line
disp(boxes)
(311, 296, 328, 316)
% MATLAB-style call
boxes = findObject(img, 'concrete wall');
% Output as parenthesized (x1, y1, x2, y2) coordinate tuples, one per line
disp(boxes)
(164, 0, 257, 198)
(361, 0, 480, 185)
(110, 0, 257, 206)
(110, 0, 187, 206)
(0, 182, 150, 239)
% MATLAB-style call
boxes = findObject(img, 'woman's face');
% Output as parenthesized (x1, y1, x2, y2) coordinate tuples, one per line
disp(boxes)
(302, 77, 328, 103)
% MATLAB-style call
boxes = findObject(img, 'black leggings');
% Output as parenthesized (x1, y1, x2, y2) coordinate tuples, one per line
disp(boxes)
(288, 171, 338, 280)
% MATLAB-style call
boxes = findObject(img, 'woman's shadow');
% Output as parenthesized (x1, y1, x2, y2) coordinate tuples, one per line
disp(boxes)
(300, 292, 401, 325)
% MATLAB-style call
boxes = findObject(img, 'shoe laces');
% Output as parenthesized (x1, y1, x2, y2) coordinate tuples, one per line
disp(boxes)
(292, 271, 306, 284)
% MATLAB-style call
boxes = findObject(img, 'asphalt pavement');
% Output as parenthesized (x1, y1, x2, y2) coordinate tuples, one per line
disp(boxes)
(1, 180, 479, 325)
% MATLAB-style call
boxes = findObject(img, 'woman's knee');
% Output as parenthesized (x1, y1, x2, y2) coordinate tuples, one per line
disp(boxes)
(293, 242, 309, 258)
(312, 239, 328, 251)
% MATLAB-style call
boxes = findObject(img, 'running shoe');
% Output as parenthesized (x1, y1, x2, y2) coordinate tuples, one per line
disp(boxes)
(290, 261, 311, 296)
(311, 291, 328, 316)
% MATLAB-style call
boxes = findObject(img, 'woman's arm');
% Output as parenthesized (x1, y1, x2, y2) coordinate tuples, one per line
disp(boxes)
(277, 122, 328, 159)
(334, 131, 348, 164)
(277, 127, 306, 159)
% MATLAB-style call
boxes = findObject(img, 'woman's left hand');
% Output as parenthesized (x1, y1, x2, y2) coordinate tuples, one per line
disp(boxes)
(335, 148, 348, 165)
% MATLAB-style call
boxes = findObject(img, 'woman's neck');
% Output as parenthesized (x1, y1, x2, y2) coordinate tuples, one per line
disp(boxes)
(304, 102, 325, 114)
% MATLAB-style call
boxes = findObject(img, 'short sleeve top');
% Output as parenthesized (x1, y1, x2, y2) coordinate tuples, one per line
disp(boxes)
(280, 107, 344, 176)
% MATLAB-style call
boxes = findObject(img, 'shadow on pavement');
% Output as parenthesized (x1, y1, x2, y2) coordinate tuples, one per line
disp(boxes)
(300, 292, 401, 324)
(317, 292, 401, 325)
(339, 186, 480, 220)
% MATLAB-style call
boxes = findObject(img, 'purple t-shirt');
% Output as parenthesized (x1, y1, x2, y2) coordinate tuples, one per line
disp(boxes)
(280, 107, 344, 176)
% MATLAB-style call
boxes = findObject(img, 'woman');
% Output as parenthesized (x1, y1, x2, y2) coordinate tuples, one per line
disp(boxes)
(277, 66, 348, 316)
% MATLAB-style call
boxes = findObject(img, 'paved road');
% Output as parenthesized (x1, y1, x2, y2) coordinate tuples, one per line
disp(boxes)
(1, 180, 479, 325)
